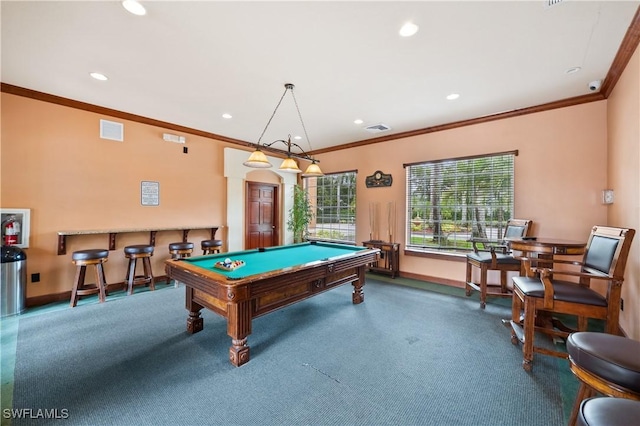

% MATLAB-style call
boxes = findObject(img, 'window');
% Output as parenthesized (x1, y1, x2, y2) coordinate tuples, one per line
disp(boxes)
(405, 151, 516, 254)
(304, 170, 357, 243)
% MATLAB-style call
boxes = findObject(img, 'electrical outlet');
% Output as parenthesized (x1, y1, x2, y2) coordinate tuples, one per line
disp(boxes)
(31, 273, 40, 283)
(621, 298, 624, 311)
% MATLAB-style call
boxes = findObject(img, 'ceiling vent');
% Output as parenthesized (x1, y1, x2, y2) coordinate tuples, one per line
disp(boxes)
(364, 124, 391, 133)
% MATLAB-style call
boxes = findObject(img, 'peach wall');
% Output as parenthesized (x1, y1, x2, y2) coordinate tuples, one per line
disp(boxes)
(607, 45, 640, 339)
(3, 78, 636, 336)
(1, 94, 229, 297)
(316, 102, 608, 286)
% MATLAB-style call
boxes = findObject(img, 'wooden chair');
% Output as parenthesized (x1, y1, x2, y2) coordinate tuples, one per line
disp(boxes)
(465, 219, 532, 308)
(509, 225, 635, 371)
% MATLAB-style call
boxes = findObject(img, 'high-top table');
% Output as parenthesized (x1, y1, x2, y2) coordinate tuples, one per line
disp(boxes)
(505, 237, 587, 274)
(506, 237, 586, 257)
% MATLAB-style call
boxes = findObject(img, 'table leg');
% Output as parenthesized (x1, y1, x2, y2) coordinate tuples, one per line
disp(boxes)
(187, 311, 204, 334)
(186, 287, 204, 333)
(229, 338, 250, 367)
(227, 300, 252, 367)
(352, 266, 365, 304)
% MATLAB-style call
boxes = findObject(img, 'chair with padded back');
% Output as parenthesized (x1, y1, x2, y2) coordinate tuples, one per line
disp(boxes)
(465, 219, 532, 308)
(508, 225, 635, 371)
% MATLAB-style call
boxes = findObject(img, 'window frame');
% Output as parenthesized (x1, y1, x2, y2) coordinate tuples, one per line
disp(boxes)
(404, 150, 517, 255)
(303, 169, 357, 244)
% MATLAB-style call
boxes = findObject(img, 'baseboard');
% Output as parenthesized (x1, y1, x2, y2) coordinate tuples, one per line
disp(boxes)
(26, 275, 170, 307)
(399, 271, 465, 289)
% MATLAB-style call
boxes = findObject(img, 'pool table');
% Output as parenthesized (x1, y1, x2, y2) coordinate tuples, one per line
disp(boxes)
(165, 241, 380, 366)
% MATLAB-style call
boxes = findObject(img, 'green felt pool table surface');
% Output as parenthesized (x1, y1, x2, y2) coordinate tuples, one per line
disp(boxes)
(178, 241, 368, 280)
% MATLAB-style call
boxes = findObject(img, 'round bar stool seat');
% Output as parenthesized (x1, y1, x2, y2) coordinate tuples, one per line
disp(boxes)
(123, 244, 155, 295)
(567, 332, 640, 425)
(168, 242, 194, 287)
(169, 242, 194, 259)
(576, 397, 640, 426)
(70, 249, 109, 307)
(201, 239, 223, 255)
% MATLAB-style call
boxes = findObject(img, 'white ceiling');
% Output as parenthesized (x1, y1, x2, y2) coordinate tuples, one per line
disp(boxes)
(2, 1, 639, 153)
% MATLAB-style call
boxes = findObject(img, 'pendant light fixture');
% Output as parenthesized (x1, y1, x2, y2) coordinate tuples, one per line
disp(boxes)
(243, 84, 324, 177)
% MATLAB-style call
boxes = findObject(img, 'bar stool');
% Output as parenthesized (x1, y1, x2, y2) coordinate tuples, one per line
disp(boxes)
(123, 244, 155, 295)
(576, 397, 640, 426)
(168, 242, 194, 287)
(169, 242, 194, 259)
(70, 249, 109, 307)
(566, 332, 640, 426)
(201, 239, 223, 255)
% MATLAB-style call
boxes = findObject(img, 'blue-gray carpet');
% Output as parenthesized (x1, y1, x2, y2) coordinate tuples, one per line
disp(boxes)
(9, 279, 567, 425)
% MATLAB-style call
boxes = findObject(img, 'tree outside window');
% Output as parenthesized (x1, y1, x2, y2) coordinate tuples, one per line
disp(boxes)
(304, 171, 357, 243)
(405, 152, 516, 253)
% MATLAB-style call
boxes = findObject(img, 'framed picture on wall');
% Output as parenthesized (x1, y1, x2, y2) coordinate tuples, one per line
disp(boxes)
(141, 181, 160, 206)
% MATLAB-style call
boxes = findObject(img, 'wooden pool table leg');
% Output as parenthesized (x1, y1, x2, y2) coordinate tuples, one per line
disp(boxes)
(228, 300, 252, 367)
(185, 287, 204, 333)
(352, 266, 365, 304)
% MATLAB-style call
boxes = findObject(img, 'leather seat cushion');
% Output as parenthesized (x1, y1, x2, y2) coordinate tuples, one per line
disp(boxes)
(169, 242, 194, 251)
(577, 397, 640, 426)
(124, 244, 154, 255)
(201, 239, 223, 248)
(567, 332, 640, 393)
(512, 277, 607, 306)
(466, 252, 520, 265)
(71, 249, 109, 261)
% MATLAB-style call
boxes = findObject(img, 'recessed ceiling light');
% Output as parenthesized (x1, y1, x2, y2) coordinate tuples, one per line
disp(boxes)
(122, 0, 146, 16)
(354, 119, 363, 125)
(399, 22, 419, 37)
(293, 135, 302, 140)
(565, 66, 581, 74)
(90, 72, 108, 81)
(222, 113, 232, 119)
(446, 93, 460, 100)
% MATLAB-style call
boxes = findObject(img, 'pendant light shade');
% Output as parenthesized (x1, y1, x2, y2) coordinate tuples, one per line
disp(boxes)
(302, 161, 323, 177)
(244, 83, 323, 177)
(278, 157, 302, 173)
(243, 149, 272, 168)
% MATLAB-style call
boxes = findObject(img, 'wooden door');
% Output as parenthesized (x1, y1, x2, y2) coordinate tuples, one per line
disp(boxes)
(245, 182, 278, 249)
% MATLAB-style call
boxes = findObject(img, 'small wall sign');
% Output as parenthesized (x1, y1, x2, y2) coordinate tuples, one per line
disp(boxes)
(141, 181, 160, 206)
(366, 170, 393, 188)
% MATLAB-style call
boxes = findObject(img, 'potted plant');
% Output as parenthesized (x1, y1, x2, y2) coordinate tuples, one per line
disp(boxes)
(287, 184, 314, 243)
